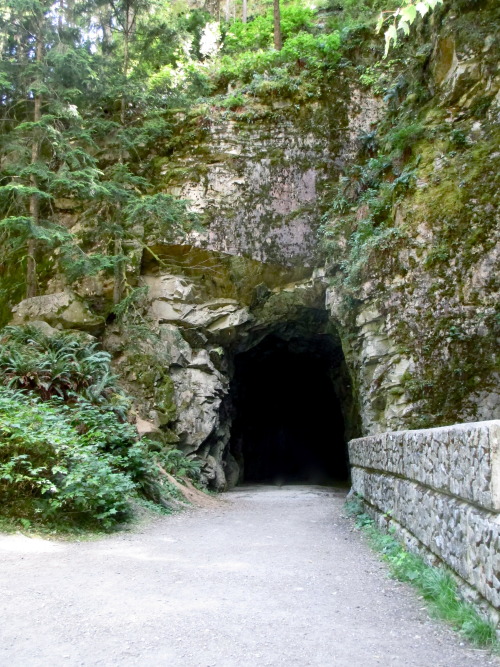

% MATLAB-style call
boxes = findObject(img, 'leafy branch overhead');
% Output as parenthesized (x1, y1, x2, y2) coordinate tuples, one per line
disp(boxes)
(377, 0, 444, 57)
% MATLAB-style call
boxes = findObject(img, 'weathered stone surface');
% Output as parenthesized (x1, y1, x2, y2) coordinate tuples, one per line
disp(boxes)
(170, 366, 228, 453)
(350, 422, 500, 612)
(350, 421, 500, 511)
(200, 454, 226, 491)
(352, 467, 500, 610)
(11, 291, 104, 333)
(168, 121, 328, 266)
(224, 452, 240, 489)
(153, 86, 382, 269)
(141, 274, 199, 302)
(122, 260, 346, 484)
(135, 417, 164, 443)
(27, 320, 60, 337)
(327, 290, 416, 434)
(159, 324, 193, 366)
(150, 293, 251, 331)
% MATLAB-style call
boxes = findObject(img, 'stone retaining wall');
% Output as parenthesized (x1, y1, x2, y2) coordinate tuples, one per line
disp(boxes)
(349, 421, 500, 620)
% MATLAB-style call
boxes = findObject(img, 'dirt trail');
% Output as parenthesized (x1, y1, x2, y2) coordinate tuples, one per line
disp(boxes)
(0, 485, 497, 667)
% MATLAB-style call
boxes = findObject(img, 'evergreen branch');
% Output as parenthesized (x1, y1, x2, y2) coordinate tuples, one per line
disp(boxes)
(0, 183, 52, 200)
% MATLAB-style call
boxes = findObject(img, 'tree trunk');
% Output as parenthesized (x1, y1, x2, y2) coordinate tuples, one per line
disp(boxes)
(113, 236, 124, 306)
(27, 38, 44, 298)
(225, 0, 230, 22)
(242, 0, 247, 23)
(120, 5, 130, 131)
(273, 0, 282, 50)
(114, 5, 132, 306)
(205, 0, 220, 19)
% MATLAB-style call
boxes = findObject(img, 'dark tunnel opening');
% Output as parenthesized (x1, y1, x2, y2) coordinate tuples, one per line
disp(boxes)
(228, 333, 350, 486)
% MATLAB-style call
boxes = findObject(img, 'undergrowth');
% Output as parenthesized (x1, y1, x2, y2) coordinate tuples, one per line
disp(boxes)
(345, 497, 499, 650)
(0, 325, 202, 534)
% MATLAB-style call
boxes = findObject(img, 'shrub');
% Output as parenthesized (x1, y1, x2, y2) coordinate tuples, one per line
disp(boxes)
(158, 448, 201, 481)
(0, 388, 134, 528)
(222, 3, 315, 54)
(0, 325, 207, 531)
(216, 29, 340, 88)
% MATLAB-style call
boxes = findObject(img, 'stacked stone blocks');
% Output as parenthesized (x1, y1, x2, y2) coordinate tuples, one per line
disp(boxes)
(349, 421, 500, 612)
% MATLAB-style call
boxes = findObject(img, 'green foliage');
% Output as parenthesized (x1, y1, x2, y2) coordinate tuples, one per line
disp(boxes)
(0, 324, 209, 531)
(158, 448, 201, 481)
(343, 222, 407, 287)
(326, 0, 398, 32)
(220, 92, 246, 109)
(0, 0, 205, 302)
(386, 122, 425, 152)
(0, 326, 121, 405)
(59, 249, 118, 284)
(222, 3, 315, 53)
(0, 387, 134, 528)
(125, 193, 200, 240)
(320, 140, 411, 292)
(347, 497, 499, 648)
(377, 0, 445, 57)
(217, 30, 341, 85)
(213, 0, 341, 93)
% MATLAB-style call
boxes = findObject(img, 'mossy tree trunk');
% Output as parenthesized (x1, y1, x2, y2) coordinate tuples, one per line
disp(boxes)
(27, 36, 44, 298)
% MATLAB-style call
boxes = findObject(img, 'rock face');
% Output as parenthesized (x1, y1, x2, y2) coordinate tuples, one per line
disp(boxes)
(350, 421, 500, 622)
(10, 1, 498, 476)
(110, 257, 346, 489)
(320, 3, 500, 434)
(156, 90, 381, 267)
(11, 291, 104, 334)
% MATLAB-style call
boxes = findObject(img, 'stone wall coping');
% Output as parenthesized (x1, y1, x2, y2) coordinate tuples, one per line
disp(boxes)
(349, 420, 500, 512)
(349, 419, 500, 444)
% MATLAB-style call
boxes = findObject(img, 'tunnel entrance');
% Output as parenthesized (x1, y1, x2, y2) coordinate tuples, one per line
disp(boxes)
(228, 333, 351, 486)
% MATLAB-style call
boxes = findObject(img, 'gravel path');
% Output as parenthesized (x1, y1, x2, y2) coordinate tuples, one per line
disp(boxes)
(0, 485, 498, 667)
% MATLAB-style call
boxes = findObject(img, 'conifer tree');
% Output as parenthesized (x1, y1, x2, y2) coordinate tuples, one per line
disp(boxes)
(0, 0, 202, 313)
(0, 0, 104, 297)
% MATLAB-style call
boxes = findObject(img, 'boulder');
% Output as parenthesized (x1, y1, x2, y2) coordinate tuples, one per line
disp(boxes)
(170, 366, 228, 451)
(141, 274, 198, 302)
(26, 320, 60, 337)
(11, 291, 104, 334)
(201, 454, 226, 491)
(151, 297, 251, 331)
(135, 417, 165, 445)
(224, 452, 240, 490)
(159, 324, 193, 366)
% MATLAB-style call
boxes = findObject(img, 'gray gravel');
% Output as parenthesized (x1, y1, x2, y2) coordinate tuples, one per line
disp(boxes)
(0, 485, 498, 667)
